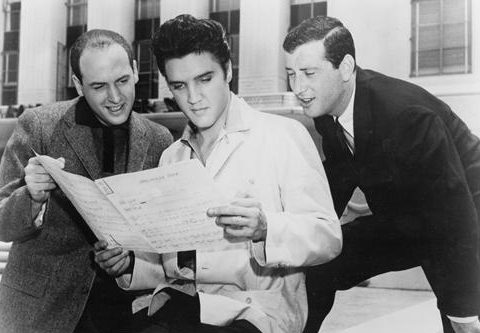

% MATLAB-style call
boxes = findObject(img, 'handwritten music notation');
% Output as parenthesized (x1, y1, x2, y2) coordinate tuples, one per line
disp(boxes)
(37, 155, 227, 253)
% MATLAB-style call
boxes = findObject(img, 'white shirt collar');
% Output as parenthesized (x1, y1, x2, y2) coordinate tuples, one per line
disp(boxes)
(337, 83, 356, 138)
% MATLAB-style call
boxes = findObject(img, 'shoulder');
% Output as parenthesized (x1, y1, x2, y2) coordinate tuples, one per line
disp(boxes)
(132, 112, 173, 143)
(18, 99, 77, 127)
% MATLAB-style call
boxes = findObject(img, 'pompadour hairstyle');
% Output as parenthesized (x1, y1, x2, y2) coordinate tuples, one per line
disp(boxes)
(283, 16, 356, 69)
(151, 14, 231, 78)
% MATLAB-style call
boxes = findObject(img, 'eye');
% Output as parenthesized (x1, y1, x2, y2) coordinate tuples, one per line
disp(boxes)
(92, 84, 104, 90)
(286, 71, 295, 78)
(305, 71, 316, 77)
(118, 77, 129, 84)
(171, 83, 185, 90)
(199, 75, 212, 83)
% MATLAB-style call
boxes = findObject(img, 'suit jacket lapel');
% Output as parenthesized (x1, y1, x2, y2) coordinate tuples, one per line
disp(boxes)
(63, 103, 102, 180)
(127, 113, 149, 173)
(353, 68, 373, 162)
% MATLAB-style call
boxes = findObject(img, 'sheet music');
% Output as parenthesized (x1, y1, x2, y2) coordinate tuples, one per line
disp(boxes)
(96, 159, 229, 253)
(36, 155, 157, 252)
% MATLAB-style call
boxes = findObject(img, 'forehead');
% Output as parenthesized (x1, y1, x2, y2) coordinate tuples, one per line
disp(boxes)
(79, 44, 131, 82)
(285, 40, 327, 68)
(165, 52, 222, 81)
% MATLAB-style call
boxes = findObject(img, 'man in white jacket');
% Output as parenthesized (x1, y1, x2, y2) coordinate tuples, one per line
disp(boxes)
(94, 14, 342, 333)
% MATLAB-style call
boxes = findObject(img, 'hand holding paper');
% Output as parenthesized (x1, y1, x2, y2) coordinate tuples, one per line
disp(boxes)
(24, 155, 65, 203)
(36, 156, 229, 254)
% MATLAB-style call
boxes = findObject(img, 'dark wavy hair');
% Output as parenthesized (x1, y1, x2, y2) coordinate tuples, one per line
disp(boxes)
(152, 14, 231, 78)
(283, 16, 355, 69)
(70, 29, 134, 83)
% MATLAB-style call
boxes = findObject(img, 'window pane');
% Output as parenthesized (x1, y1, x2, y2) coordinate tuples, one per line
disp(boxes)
(444, 0, 465, 23)
(9, 11, 20, 31)
(313, 2, 327, 16)
(230, 34, 239, 66)
(8, 53, 18, 70)
(418, 49, 440, 74)
(138, 0, 160, 19)
(214, 0, 240, 12)
(443, 47, 465, 71)
(291, 3, 312, 28)
(418, 25, 440, 50)
(444, 23, 465, 48)
(418, 0, 440, 25)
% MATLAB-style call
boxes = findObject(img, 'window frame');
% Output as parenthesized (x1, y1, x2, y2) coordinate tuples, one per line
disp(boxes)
(411, 0, 472, 77)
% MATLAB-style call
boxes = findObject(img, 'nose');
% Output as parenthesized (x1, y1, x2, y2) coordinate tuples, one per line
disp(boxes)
(290, 75, 307, 96)
(107, 85, 122, 104)
(187, 85, 201, 105)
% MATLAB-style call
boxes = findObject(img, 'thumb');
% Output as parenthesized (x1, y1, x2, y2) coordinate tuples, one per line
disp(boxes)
(56, 157, 66, 169)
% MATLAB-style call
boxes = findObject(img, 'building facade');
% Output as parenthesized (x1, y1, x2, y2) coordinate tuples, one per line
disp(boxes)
(0, 0, 478, 133)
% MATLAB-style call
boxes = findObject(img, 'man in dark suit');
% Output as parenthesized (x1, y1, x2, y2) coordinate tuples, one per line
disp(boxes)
(283, 16, 480, 333)
(0, 29, 172, 332)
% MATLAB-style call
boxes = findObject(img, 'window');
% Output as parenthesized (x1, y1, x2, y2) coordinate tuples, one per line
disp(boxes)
(411, 0, 472, 76)
(210, 0, 240, 93)
(135, 40, 158, 99)
(4, 0, 21, 32)
(137, 0, 160, 20)
(290, 0, 326, 29)
(135, 0, 160, 99)
(2, 52, 18, 85)
(67, 0, 88, 27)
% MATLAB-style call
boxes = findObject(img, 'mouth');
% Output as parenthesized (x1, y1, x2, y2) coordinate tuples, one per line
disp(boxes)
(299, 97, 314, 108)
(191, 107, 208, 113)
(106, 104, 125, 113)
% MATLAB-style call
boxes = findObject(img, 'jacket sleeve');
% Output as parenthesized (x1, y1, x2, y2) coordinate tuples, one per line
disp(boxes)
(252, 119, 342, 267)
(0, 111, 45, 242)
(395, 106, 480, 317)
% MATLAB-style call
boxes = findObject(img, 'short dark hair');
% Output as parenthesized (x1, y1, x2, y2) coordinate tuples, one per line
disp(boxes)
(70, 29, 134, 83)
(283, 16, 355, 69)
(151, 14, 231, 78)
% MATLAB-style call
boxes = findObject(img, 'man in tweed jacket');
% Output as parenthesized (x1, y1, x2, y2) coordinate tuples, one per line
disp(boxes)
(0, 30, 172, 332)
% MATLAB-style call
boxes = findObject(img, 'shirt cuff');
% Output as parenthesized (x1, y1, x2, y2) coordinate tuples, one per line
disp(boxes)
(447, 315, 478, 323)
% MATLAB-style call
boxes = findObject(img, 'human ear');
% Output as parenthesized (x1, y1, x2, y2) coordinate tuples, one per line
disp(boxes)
(72, 75, 84, 96)
(339, 54, 355, 82)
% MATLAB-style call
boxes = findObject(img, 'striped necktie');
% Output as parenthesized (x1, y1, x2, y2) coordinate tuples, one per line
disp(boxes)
(335, 118, 355, 154)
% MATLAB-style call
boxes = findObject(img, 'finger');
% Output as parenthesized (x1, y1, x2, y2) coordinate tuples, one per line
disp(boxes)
(94, 240, 109, 251)
(207, 205, 250, 217)
(229, 197, 261, 208)
(56, 157, 66, 169)
(109, 254, 130, 275)
(215, 215, 249, 228)
(25, 173, 55, 183)
(95, 247, 124, 263)
(104, 251, 129, 269)
(223, 226, 252, 242)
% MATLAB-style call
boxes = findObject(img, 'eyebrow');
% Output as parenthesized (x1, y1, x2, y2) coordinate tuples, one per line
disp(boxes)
(167, 70, 214, 84)
(88, 74, 130, 87)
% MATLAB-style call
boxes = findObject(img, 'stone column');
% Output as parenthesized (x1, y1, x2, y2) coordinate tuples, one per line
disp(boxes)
(238, 0, 290, 95)
(18, 0, 67, 104)
(87, 0, 135, 45)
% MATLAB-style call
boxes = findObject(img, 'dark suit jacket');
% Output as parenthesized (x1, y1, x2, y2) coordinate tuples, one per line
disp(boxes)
(314, 68, 480, 317)
(0, 98, 173, 332)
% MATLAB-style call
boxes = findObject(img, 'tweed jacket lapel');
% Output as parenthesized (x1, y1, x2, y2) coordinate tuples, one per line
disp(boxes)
(63, 103, 102, 180)
(126, 112, 149, 173)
